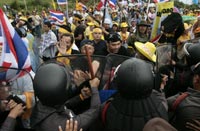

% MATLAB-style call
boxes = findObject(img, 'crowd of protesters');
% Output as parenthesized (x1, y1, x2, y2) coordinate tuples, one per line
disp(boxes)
(1, 0, 200, 131)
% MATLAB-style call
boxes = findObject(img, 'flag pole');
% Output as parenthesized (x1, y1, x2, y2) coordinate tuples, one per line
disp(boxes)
(66, 0, 69, 20)
(52, 0, 56, 10)
(102, 0, 108, 25)
(23, 0, 27, 12)
(145, 0, 151, 21)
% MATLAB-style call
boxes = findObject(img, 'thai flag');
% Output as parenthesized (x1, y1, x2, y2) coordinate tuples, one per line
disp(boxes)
(49, 10, 65, 24)
(0, 9, 31, 81)
(57, 0, 68, 5)
(153, 0, 169, 3)
(96, 0, 105, 11)
(96, 0, 117, 11)
(108, 0, 117, 9)
(80, 2, 87, 11)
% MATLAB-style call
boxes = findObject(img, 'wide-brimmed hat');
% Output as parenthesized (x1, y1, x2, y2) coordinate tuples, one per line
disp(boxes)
(137, 20, 150, 27)
(135, 42, 156, 62)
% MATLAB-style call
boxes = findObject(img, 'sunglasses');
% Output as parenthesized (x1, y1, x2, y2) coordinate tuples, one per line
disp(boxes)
(108, 33, 121, 41)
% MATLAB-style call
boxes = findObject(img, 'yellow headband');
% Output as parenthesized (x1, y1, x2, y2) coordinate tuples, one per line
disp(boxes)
(73, 17, 81, 21)
(59, 27, 70, 34)
(93, 28, 102, 33)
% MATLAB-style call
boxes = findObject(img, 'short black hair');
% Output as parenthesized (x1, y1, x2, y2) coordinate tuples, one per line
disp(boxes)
(60, 33, 74, 44)
(44, 21, 52, 28)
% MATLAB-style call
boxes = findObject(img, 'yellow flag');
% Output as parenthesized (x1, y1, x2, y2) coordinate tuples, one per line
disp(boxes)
(151, 1, 174, 39)
(76, 0, 82, 11)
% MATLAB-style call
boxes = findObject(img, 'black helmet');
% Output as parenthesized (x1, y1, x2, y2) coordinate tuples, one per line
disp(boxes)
(184, 43, 200, 65)
(33, 62, 72, 107)
(115, 58, 154, 99)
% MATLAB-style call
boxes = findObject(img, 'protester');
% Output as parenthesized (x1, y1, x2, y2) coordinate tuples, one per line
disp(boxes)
(95, 33, 131, 56)
(40, 21, 57, 61)
(31, 10, 42, 38)
(0, 82, 27, 131)
(91, 27, 107, 54)
(127, 20, 150, 47)
(56, 33, 80, 65)
(134, 41, 156, 63)
(102, 18, 113, 41)
(73, 14, 85, 48)
(72, 39, 99, 75)
(118, 22, 130, 48)
(0, 100, 26, 131)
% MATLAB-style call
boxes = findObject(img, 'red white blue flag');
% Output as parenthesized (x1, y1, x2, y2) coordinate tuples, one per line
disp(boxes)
(108, 0, 117, 9)
(49, 10, 65, 24)
(57, 0, 68, 5)
(153, 0, 169, 3)
(0, 9, 31, 81)
(96, 0, 117, 11)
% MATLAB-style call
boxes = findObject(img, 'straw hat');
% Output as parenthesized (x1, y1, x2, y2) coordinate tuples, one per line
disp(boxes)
(135, 42, 156, 62)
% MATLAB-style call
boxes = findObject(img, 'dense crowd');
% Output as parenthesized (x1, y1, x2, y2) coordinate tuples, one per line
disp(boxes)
(1, 0, 200, 131)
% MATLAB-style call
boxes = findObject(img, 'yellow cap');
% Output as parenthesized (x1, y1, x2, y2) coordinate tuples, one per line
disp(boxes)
(120, 22, 128, 28)
(87, 22, 95, 26)
(19, 16, 27, 22)
(113, 21, 119, 26)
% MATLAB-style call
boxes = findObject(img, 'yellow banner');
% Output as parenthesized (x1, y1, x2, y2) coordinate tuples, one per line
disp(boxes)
(151, 2, 174, 40)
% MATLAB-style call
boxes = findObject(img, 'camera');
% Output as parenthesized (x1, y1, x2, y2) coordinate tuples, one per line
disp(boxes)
(7, 95, 26, 107)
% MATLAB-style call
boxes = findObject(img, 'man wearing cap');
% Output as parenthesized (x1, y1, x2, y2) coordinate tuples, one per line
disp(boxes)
(85, 22, 95, 39)
(93, 11, 102, 22)
(127, 20, 150, 51)
(72, 39, 100, 76)
(112, 22, 119, 33)
(95, 33, 131, 56)
(118, 22, 130, 48)
(73, 14, 86, 48)
(129, 18, 137, 34)
(15, 16, 27, 28)
(102, 18, 113, 41)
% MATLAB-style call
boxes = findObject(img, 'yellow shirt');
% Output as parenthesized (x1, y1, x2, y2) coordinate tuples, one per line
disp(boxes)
(57, 48, 72, 65)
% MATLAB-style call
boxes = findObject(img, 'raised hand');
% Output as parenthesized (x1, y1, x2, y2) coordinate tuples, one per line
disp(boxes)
(58, 119, 82, 131)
